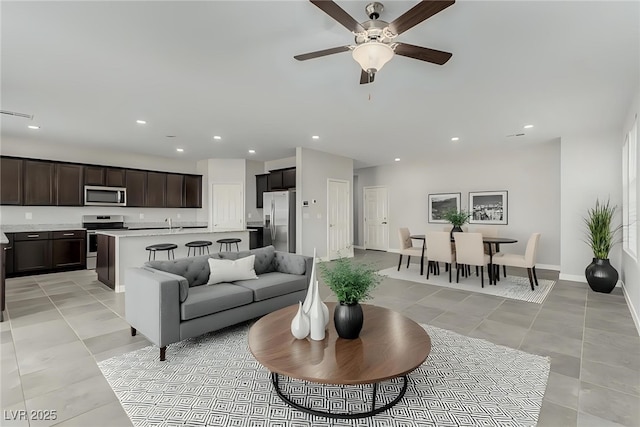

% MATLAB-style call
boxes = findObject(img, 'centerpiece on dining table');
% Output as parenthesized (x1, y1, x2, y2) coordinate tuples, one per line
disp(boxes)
(443, 209, 471, 238)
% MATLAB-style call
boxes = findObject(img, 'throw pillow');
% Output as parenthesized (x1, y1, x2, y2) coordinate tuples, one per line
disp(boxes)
(207, 255, 258, 285)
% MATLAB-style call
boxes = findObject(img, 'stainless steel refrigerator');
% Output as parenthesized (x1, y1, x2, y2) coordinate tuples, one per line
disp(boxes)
(263, 190, 296, 253)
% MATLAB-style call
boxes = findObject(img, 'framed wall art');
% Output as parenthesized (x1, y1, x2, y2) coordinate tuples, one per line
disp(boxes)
(428, 193, 461, 223)
(469, 191, 508, 224)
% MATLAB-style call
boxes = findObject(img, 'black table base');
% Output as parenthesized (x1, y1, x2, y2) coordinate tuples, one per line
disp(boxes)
(270, 372, 409, 419)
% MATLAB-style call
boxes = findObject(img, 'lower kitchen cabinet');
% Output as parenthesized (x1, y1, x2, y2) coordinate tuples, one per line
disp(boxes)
(9, 230, 86, 277)
(96, 234, 116, 289)
(15, 239, 52, 273)
(51, 230, 86, 269)
(1, 243, 7, 321)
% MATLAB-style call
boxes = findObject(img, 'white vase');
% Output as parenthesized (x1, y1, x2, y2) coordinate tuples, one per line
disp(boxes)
(316, 280, 329, 328)
(290, 301, 310, 340)
(302, 249, 317, 313)
(309, 292, 325, 341)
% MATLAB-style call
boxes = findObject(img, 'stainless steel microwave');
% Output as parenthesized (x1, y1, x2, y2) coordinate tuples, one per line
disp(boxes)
(84, 186, 127, 206)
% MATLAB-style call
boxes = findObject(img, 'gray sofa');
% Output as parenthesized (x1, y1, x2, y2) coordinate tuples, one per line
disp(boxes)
(125, 245, 312, 360)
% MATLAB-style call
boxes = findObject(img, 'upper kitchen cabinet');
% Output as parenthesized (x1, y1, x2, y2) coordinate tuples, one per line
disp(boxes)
(1, 157, 23, 205)
(255, 174, 269, 208)
(125, 169, 147, 207)
(55, 163, 84, 206)
(166, 174, 184, 208)
(85, 166, 126, 187)
(267, 167, 296, 191)
(282, 167, 296, 189)
(146, 171, 167, 207)
(24, 160, 55, 205)
(184, 175, 202, 208)
(268, 169, 283, 191)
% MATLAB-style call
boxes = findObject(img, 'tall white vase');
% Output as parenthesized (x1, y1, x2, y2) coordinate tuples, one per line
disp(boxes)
(302, 249, 317, 313)
(309, 290, 325, 341)
(290, 301, 310, 340)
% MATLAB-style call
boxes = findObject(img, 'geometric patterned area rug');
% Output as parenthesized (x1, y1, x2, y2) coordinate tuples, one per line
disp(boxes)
(98, 322, 550, 427)
(379, 264, 556, 304)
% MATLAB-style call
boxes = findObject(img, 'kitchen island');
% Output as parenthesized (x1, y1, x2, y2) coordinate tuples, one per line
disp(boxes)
(96, 228, 251, 292)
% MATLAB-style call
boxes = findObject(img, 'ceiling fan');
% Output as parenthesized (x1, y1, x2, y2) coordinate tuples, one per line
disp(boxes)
(295, 0, 455, 84)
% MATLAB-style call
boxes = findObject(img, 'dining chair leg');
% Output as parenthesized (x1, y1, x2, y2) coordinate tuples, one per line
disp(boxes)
(475, 266, 479, 277)
(480, 266, 484, 288)
(448, 263, 452, 282)
(503, 266, 507, 278)
(532, 266, 539, 287)
(436, 262, 440, 275)
(407, 256, 411, 268)
(397, 255, 403, 271)
(420, 256, 424, 275)
(527, 268, 535, 291)
(456, 265, 460, 283)
(426, 261, 430, 279)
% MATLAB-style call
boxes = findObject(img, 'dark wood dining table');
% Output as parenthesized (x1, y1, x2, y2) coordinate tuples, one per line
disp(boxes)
(410, 235, 518, 284)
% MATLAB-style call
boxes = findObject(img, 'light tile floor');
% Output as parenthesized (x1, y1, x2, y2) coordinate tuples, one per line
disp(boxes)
(1, 249, 638, 426)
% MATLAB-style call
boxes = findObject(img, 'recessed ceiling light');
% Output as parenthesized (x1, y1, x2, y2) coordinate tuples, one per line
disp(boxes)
(523, 124, 534, 129)
(136, 120, 147, 124)
(176, 148, 184, 152)
(28, 125, 40, 130)
(248, 149, 256, 154)
(451, 137, 459, 141)
(312, 135, 320, 140)
(394, 158, 401, 162)
(213, 135, 222, 140)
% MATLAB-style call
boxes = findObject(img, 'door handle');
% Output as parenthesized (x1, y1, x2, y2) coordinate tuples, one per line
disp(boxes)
(381, 222, 387, 224)
(27, 234, 40, 238)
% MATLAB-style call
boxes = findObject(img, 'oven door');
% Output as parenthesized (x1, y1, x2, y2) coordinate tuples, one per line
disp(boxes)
(86, 231, 97, 269)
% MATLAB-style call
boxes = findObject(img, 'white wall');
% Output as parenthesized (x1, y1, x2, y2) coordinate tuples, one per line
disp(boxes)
(621, 87, 640, 332)
(265, 156, 295, 172)
(354, 141, 562, 267)
(296, 147, 353, 258)
(560, 132, 622, 281)
(245, 159, 265, 222)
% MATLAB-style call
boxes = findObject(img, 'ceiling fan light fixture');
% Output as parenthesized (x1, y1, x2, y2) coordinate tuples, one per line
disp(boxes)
(352, 41, 394, 72)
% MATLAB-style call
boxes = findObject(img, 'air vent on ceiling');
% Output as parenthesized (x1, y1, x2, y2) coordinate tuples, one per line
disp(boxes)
(0, 110, 34, 120)
(506, 133, 526, 137)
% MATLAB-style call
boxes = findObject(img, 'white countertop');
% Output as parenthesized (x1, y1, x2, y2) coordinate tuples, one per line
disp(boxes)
(0, 224, 85, 233)
(124, 222, 209, 230)
(96, 228, 253, 238)
(1, 232, 7, 244)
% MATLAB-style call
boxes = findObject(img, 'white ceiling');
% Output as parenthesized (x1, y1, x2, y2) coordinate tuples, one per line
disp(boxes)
(1, 1, 638, 168)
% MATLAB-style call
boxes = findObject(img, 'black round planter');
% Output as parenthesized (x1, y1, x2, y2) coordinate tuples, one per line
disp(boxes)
(450, 225, 463, 240)
(334, 302, 364, 339)
(585, 258, 618, 293)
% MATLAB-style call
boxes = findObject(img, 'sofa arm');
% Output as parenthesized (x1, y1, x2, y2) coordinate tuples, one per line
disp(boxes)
(124, 267, 186, 348)
(274, 252, 313, 282)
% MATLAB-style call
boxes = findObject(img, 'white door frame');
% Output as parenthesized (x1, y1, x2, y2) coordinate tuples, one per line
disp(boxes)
(327, 178, 352, 260)
(363, 185, 389, 251)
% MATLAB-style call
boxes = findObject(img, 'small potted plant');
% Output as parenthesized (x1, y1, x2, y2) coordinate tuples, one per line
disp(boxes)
(584, 198, 621, 293)
(320, 257, 382, 339)
(443, 209, 471, 238)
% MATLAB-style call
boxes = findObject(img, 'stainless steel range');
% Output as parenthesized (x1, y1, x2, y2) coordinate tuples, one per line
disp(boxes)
(82, 215, 126, 269)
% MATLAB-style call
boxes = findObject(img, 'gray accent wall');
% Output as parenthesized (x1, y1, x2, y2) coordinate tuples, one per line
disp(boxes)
(354, 141, 562, 267)
(296, 147, 354, 259)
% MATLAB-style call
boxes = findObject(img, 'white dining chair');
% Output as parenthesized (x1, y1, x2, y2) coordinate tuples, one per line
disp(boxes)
(397, 228, 423, 273)
(492, 233, 541, 290)
(425, 231, 456, 282)
(453, 232, 491, 287)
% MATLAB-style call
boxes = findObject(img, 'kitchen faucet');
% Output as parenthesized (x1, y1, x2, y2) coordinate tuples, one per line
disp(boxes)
(165, 218, 172, 230)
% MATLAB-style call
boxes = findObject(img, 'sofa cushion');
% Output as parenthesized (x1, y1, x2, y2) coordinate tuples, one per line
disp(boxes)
(207, 255, 258, 285)
(180, 284, 253, 321)
(220, 246, 276, 275)
(233, 271, 308, 302)
(274, 252, 307, 275)
(146, 255, 212, 287)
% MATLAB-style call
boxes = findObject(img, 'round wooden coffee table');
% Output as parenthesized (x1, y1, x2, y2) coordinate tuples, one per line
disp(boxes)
(248, 303, 431, 419)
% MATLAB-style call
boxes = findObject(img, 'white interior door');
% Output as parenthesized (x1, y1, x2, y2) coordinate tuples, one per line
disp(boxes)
(364, 186, 389, 250)
(327, 179, 351, 260)
(212, 183, 244, 231)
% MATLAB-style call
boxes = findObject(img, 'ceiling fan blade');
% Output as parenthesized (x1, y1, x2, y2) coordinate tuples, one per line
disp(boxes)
(294, 45, 351, 61)
(394, 42, 452, 65)
(359, 69, 375, 85)
(388, 0, 455, 36)
(310, 0, 365, 33)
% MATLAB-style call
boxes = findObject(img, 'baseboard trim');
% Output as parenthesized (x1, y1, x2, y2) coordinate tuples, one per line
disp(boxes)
(353, 245, 364, 250)
(558, 273, 587, 283)
(621, 281, 640, 336)
(537, 263, 560, 271)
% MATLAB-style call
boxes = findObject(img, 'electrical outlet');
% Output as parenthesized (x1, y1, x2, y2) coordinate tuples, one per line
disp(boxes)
(247, 213, 252, 219)
(177, 213, 181, 219)
(25, 212, 32, 220)
(139, 213, 144, 219)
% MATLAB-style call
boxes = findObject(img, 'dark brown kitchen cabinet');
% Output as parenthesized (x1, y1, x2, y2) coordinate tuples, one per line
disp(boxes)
(268, 169, 283, 190)
(146, 171, 167, 207)
(14, 232, 52, 273)
(184, 175, 202, 208)
(1, 243, 6, 322)
(166, 174, 184, 208)
(106, 168, 125, 187)
(55, 163, 84, 206)
(1, 157, 23, 205)
(125, 169, 147, 207)
(96, 234, 115, 289)
(282, 167, 296, 188)
(24, 160, 55, 205)
(51, 230, 86, 269)
(256, 174, 269, 208)
(3, 234, 14, 277)
(84, 166, 105, 185)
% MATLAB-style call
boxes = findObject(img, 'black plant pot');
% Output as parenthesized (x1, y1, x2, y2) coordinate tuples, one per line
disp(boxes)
(585, 258, 618, 293)
(450, 225, 463, 240)
(334, 302, 364, 339)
